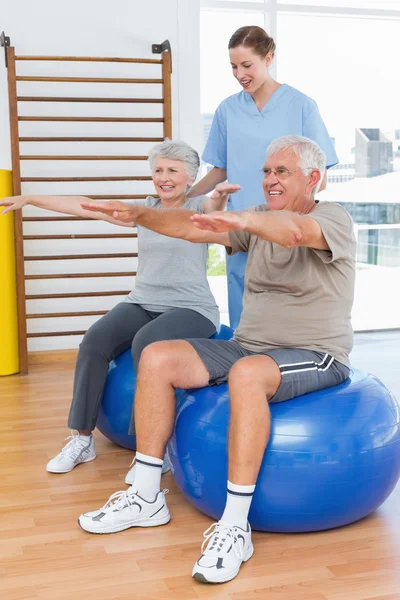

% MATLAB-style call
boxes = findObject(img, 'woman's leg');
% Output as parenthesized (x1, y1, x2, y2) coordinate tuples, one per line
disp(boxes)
(68, 302, 152, 432)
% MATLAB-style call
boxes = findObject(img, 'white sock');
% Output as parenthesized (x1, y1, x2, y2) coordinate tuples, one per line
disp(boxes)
(220, 481, 255, 529)
(133, 452, 163, 501)
(78, 434, 92, 440)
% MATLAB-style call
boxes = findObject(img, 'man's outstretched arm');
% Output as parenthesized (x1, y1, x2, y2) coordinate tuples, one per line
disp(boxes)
(191, 209, 329, 250)
(81, 201, 230, 246)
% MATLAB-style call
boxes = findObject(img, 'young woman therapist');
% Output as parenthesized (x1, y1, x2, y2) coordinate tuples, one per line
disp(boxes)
(189, 25, 338, 328)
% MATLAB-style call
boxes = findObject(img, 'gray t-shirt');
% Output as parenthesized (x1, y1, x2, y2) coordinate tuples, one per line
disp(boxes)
(125, 196, 220, 329)
(228, 202, 356, 366)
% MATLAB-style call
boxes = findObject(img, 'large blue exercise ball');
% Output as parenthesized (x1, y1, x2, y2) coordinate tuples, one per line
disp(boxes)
(167, 369, 400, 533)
(97, 324, 234, 450)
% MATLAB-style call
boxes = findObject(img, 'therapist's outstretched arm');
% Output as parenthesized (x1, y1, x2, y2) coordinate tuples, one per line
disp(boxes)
(187, 167, 227, 198)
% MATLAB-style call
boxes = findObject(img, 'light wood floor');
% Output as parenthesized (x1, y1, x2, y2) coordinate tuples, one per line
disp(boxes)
(1, 359, 400, 600)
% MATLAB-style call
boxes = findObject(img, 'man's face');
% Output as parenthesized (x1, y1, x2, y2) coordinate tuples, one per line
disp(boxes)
(262, 149, 315, 211)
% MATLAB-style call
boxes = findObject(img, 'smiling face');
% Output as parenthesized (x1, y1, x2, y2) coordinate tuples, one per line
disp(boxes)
(262, 148, 320, 212)
(229, 45, 272, 94)
(152, 157, 193, 205)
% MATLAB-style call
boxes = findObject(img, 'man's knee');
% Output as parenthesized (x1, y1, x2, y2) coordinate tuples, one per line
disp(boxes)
(228, 356, 281, 399)
(137, 341, 174, 375)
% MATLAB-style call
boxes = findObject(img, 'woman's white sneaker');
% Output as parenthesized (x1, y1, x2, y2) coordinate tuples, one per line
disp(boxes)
(192, 521, 254, 584)
(125, 451, 171, 485)
(46, 433, 96, 473)
(78, 487, 170, 534)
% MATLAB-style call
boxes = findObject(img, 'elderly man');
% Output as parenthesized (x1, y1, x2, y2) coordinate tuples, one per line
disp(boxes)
(78, 135, 356, 584)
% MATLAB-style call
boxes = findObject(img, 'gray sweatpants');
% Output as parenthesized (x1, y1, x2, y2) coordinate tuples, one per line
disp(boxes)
(68, 302, 216, 431)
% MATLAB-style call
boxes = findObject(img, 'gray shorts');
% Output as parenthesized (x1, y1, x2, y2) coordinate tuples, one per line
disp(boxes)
(186, 338, 350, 404)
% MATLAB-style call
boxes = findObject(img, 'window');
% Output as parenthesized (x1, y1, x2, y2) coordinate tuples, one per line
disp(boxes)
(201, 1, 400, 329)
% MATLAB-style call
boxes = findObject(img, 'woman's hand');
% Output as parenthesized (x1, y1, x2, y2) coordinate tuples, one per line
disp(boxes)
(191, 210, 249, 233)
(80, 201, 140, 224)
(0, 196, 29, 214)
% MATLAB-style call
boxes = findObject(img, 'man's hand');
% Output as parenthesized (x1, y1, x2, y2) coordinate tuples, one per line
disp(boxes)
(80, 201, 140, 223)
(191, 210, 249, 233)
(0, 196, 28, 214)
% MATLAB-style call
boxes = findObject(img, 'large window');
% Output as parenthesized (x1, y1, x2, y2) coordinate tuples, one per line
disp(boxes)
(201, 1, 400, 330)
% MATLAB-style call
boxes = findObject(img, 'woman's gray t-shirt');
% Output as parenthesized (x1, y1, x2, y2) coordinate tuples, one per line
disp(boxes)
(124, 196, 220, 328)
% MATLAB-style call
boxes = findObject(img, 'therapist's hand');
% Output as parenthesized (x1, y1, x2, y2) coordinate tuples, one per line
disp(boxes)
(210, 182, 241, 201)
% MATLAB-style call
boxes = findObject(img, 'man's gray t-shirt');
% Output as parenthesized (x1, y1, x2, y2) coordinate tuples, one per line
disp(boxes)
(228, 202, 356, 366)
(124, 196, 220, 329)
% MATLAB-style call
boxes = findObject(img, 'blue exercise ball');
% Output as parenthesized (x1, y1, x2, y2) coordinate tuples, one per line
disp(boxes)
(167, 369, 400, 533)
(97, 324, 234, 450)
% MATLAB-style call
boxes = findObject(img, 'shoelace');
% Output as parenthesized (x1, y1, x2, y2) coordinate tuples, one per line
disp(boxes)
(61, 432, 90, 461)
(101, 487, 169, 512)
(201, 522, 245, 560)
(101, 488, 139, 511)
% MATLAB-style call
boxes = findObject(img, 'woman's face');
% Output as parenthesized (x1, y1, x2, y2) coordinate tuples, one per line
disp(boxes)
(229, 45, 271, 94)
(152, 157, 193, 203)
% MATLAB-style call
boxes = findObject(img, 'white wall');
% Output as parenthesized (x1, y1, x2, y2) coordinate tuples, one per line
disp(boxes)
(0, 0, 201, 351)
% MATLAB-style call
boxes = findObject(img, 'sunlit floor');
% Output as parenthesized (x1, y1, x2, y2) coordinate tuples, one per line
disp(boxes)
(1, 331, 400, 600)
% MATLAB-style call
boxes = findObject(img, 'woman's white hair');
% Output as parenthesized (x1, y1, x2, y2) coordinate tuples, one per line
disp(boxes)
(266, 135, 326, 191)
(148, 138, 200, 181)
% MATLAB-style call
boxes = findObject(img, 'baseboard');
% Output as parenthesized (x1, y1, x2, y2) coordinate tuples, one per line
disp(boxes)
(29, 348, 78, 365)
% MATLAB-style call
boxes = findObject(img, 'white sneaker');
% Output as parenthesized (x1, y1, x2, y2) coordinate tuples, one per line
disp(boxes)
(46, 432, 96, 473)
(125, 451, 171, 485)
(192, 521, 254, 584)
(78, 487, 170, 534)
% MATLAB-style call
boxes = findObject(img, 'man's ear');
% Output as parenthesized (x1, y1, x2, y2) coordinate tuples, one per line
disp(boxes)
(308, 169, 321, 195)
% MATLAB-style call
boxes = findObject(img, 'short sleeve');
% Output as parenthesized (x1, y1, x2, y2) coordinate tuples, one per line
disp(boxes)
(226, 204, 266, 254)
(227, 229, 251, 254)
(183, 195, 208, 214)
(310, 203, 355, 263)
(303, 103, 338, 169)
(202, 103, 227, 169)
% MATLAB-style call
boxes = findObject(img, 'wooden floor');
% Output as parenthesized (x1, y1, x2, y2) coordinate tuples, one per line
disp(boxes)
(1, 358, 400, 600)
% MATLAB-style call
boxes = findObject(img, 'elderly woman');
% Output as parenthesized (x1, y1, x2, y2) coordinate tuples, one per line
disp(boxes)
(1, 140, 239, 481)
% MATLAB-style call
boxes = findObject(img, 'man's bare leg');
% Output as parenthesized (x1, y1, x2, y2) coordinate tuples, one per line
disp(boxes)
(134, 339, 210, 458)
(78, 339, 210, 535)
(192, 355, 281, 584)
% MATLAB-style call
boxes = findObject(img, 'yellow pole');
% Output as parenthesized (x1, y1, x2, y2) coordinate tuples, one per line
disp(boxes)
(0, 170, 19, 375)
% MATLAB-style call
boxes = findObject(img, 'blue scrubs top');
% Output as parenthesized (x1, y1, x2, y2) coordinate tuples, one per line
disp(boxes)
(203, 83, 338, 329)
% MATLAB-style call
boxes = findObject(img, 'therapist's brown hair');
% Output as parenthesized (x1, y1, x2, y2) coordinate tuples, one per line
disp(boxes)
(228, 26, 276, 59)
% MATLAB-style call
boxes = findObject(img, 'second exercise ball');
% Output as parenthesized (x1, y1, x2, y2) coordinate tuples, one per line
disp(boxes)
(97, 324, 234, 450)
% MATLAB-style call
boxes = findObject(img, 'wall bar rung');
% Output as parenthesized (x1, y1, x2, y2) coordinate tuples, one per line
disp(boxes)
(20, 155, 148, 160)
(21, 176, 152, 182)
(26, 291, 130, 300)
(27, 310, 108, 319)
(19, 137, 163, 143)
(26, 271, 137, 280)
(25, 252, 138, 261)
(23, 234, 137, 240)
(17, 96, 164, 103)
(16, 76, 163, 84)
(16, 56, 162, 64)
(18, 116, 164, 122)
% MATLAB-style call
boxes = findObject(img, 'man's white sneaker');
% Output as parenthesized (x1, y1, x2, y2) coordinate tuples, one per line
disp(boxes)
(192, 521, 254, 584)
(78, 487, 170, 534)
(46, 433, 96, 473)
(125, 451, 171, 485)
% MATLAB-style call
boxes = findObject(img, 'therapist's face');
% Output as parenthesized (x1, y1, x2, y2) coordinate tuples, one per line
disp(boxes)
(229, 46, 272, 94)
(262, 149, 320, 211)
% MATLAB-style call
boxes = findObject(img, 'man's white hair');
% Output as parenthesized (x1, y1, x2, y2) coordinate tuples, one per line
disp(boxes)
(148, 138, 200, 181)
(266, 135, 326, 189)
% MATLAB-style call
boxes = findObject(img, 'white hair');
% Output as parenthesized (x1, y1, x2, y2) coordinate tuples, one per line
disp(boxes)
(148, 139, 200, 181)
(266, 135, 326, 192)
